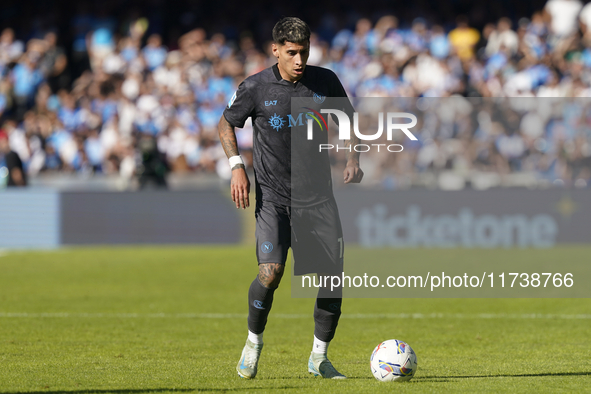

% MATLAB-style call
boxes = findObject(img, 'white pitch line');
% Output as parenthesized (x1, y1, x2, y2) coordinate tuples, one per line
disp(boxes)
(0, 312, 590, 319)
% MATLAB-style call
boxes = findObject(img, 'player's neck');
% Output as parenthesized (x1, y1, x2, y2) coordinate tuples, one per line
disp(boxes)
(277, 65, 303, 83)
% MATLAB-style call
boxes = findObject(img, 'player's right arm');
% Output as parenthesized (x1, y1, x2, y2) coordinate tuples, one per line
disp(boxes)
(218, 115, 250, 209)
(220, 79, 256, 209)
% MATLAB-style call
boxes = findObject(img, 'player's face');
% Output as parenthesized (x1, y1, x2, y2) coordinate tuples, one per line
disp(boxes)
(272, 41, 310, 82)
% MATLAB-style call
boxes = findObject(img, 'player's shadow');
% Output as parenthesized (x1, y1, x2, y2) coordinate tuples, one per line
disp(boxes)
(1, 388, 300, 394)
(287, 371, 591, 382)
(416, 371, 591, 381)
(0, 389, 195, 394)
(194, 388, 298, 392)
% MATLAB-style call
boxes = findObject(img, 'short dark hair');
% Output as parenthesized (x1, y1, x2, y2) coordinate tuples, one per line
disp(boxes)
(272, 17, 310, 45)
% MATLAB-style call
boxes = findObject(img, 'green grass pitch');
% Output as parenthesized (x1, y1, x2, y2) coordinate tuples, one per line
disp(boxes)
(0, 246, 590, 393)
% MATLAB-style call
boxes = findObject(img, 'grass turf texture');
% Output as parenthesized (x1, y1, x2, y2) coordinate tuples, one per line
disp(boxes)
(0, 246, 590, 393)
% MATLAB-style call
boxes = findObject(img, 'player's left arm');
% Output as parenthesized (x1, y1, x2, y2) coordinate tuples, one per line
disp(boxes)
(343, 131, 363, 184)
(329, 71, 364, 184)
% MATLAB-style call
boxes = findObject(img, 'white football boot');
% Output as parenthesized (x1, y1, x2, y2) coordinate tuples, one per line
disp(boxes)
(236, 339, 263, 379)
(308, 352, 346, 379)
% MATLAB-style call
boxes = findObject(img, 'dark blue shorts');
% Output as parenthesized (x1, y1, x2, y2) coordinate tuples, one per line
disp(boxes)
(255, 199, 344, 275)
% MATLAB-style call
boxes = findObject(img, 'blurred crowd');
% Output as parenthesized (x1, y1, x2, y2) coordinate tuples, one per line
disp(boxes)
(1, 0, 591, 188)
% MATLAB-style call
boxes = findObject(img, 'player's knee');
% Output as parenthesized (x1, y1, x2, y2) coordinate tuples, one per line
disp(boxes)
(258, 263, 284, 288)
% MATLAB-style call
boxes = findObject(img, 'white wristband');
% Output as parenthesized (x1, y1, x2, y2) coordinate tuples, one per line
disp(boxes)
(229, 155, 244, 169)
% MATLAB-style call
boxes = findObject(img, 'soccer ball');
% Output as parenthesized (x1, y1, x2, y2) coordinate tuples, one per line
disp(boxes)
(370, 339, 418, 382)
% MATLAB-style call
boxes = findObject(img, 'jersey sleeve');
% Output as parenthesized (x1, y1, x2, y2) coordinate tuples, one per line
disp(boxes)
(223, 79, 255, 128)
(329, 71, 348, 98)
(328, 70, 355, 120)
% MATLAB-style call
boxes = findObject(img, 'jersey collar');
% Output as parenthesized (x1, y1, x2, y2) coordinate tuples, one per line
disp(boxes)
(272, 63, 306, 85)
(272, 63, 282, 81)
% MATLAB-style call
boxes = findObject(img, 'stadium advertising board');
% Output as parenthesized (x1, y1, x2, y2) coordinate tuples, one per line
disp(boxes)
(0, 190, 241, 247)
(337, 189, 589, 248)
(60, 190, 241, 245)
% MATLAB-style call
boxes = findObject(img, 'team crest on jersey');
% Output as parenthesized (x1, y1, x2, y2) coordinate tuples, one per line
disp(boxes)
(313, 92, 325, 104)
(268, 114, 285, 131)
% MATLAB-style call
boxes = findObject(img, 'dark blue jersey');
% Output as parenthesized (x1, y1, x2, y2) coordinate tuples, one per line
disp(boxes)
(223, 64, 351, 207)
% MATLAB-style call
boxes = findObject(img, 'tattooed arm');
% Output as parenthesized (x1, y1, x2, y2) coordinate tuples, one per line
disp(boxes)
(218, 115, 250, 209)
(343, 124, 364, 184)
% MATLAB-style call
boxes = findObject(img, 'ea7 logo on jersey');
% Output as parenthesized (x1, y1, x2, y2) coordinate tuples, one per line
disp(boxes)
(265, 100, 277, 106)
